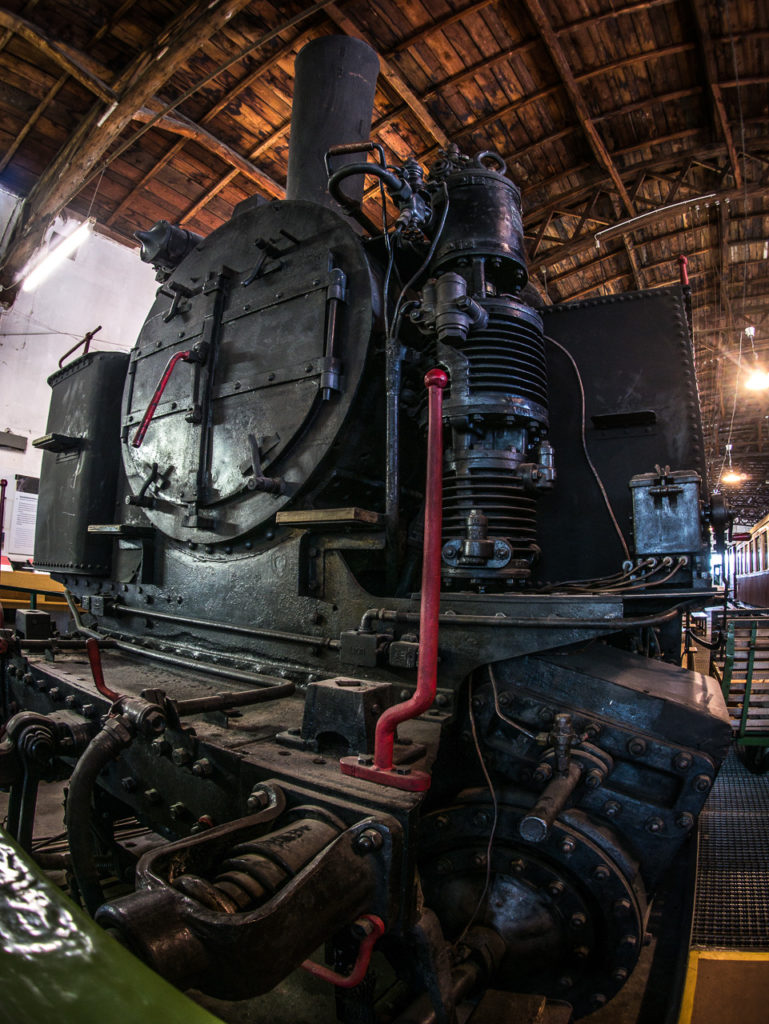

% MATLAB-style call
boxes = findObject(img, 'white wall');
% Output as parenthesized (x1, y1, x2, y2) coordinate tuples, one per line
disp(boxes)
(0, 186, 159, 557)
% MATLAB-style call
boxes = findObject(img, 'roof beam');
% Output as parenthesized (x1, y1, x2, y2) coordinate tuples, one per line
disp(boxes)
(132, 107, 285, 198)
(0, 9, 116, 103)
(324, 3, 449, 148)
(717, 199, 734, 326)
(690, 0, 743, 188)
(388, 0, 496, 53)
(106, 29, 304, 228)
(516, 0, 636, 217)
(528, 183, 766, 274)
(0, 0, 254, 306)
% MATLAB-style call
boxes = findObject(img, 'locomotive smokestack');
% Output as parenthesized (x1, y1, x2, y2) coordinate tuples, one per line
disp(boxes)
(286, 36, 380, 209)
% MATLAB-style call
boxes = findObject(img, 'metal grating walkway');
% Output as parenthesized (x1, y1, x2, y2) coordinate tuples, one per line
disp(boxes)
(691, 748, 769, 949)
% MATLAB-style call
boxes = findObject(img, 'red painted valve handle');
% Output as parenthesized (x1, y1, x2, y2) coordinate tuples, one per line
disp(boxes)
(132, 350, 191, 448)
(86, 637, 122, 702)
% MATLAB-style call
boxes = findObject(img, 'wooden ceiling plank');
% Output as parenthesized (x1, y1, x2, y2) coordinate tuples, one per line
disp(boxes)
(421, 39, 541, 100)
(515, 0, 636, 217)
(324, 3, 449, 148)
(0, 9, 115, 103)
(576, 42, 696, 84)
(0, 0, 254, 304)
(105, 139, 187, 227)
(105, 28, 303, 229)
(529, 183, 766, 273)
(556, 0, 675, 34)
(0, 77, 66, 175)
(1, 0, 138, 180)
(690, 0, 743, 188)
(132, 107, 285, 198)
(592, 87, 700, 123)
(179, 169, 239, 226)
(389, 0, 496, 53)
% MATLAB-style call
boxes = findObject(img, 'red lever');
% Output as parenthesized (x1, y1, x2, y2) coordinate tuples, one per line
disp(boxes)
(340, 368, 448, 792)
(86, 637, 122, 702)
(132, 350, 191, 447)
(302, 915, 385, 988)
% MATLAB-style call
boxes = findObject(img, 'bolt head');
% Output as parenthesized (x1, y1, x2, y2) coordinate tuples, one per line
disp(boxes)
(570, 912, 587, 929)
(627, 738, 647, 756)
(645, 816, 665, 834)
(246, 787, 270, 812)
(604, 800, 622, 819)
(561, 838, 576, 855)
(673, 751, 693, 771)
(192, 758, 213, 778)
(171, 747, 191, 766)
(355, 828, 383, 854)
(593, 865, 610, 882)
(694, 774, 712, 793)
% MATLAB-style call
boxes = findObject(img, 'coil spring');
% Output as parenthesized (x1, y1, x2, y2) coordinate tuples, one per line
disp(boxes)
(172, 809, 343, 914)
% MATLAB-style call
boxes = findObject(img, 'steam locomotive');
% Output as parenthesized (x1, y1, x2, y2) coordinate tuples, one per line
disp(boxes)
(1, 35, 731, 1023)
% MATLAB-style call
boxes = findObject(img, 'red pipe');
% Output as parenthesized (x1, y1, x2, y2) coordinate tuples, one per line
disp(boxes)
(301, 914, 385, 988)
(86, 637, 122, 702)
(678, 253, 689, 286)
(374, 368, 447, 767)
(340, 368, 447, 791)
(132, 349, 191, 448)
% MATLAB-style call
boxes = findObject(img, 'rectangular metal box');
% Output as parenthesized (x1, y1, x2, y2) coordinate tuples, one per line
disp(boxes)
(629, 468, 703, 555)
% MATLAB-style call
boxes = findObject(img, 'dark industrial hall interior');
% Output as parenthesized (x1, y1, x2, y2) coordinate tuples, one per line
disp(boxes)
(0, 2, 768, 1024)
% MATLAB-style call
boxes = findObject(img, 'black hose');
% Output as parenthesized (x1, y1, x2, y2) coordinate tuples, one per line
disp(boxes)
(328, 162, 410, 210)
(65, 716, 134, 916)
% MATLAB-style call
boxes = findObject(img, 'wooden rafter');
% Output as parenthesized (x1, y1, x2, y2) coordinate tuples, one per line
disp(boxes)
(324, 3, 449, 148)
(0, 0, 255, 304)
(528, 183, 766, 274)
(0, 9, 115, 103)
(105, 27, 306, 228)
(0, 0, 138, 177)
(388, 0, 496, 53)
(132, 107, 284, 198)
(691, 0, 743, 188)
(517, 0, 636, 217)
(717, 200, 734, 326)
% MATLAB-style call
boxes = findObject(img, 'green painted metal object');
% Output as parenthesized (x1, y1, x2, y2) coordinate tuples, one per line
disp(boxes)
(0, 827, 223, 1024)
(719, 618, 769, 772)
